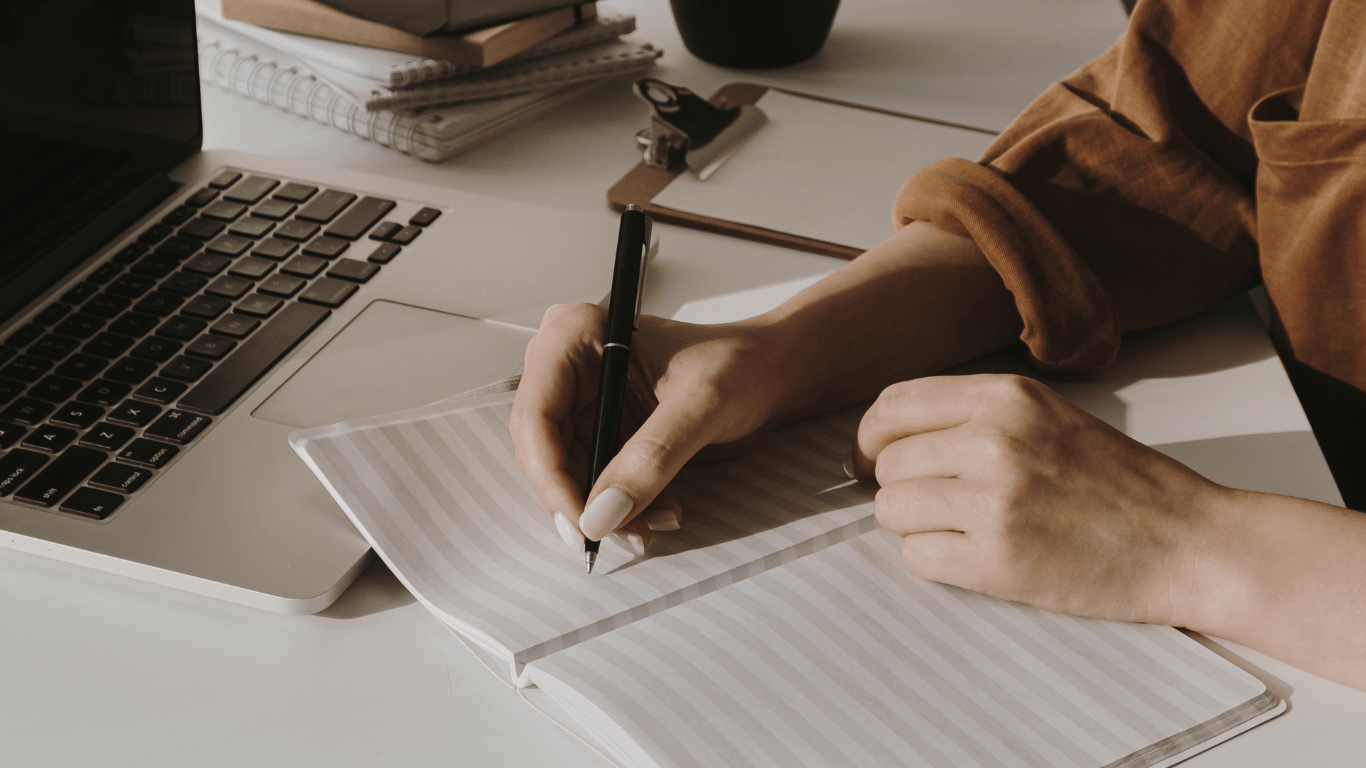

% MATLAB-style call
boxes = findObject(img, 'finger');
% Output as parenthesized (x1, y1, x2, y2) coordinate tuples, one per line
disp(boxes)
(849, 375, 1008, 479)
(579, 397, 723, 541)
(899, 530, 980, 588)
(874, 478, 973, 536)
(869, 429, 968, 486)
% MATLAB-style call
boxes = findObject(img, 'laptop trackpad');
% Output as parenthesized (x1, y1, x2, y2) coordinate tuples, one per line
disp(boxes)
(252, 300, 532, 429)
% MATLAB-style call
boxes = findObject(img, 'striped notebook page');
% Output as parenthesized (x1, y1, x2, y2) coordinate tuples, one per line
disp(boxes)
(528, 528, 1280, 768)
(291, 391, 878, 674)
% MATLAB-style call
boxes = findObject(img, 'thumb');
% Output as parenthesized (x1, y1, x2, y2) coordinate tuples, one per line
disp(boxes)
(577, 397, 719, 541)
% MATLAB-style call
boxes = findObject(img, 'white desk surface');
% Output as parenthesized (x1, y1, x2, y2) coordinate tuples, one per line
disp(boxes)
(5, 0, 1365, 765)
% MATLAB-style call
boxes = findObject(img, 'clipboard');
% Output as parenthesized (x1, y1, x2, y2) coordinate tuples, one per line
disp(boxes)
(607, 82, 999, 261)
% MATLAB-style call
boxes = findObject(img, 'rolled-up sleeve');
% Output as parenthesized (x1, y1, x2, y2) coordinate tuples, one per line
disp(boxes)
(894, 0, 1325, 370)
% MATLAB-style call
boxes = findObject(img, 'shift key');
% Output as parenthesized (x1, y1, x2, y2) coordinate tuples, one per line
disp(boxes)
(14, 446, 105, 507)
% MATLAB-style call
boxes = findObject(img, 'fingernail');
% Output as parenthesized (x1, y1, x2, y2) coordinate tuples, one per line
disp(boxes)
(843, 453, 855, 479)
(579, 487, 634, 540)
(612, 530, 646, 557)
(553, 512, 583, 553)
(641, 507, 680, 532)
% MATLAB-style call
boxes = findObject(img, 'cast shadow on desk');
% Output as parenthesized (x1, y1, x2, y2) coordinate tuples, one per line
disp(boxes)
(318, 557, 415, 620)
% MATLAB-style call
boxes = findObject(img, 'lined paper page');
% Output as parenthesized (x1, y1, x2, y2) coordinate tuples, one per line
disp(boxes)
(292, 393, 876, 668)
(530, 529, 1275, 768)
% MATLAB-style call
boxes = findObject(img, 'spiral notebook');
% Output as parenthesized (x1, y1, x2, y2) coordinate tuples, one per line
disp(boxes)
(290, 385, 1284, 768)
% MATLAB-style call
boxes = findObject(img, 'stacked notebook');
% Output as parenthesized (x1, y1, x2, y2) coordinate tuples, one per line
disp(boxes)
(194, 0, 659, 161)
(290, 381, 1285, 768)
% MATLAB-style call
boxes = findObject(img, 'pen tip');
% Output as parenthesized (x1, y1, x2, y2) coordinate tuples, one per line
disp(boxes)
(586, 550, 597, 574)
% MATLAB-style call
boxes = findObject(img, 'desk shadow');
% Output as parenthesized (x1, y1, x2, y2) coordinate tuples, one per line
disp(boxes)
(1152, 431, 1342, 506)
(317, 556, 415, 620)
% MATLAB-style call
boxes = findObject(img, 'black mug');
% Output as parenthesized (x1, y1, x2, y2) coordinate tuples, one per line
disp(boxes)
(669, 0, 842, 68)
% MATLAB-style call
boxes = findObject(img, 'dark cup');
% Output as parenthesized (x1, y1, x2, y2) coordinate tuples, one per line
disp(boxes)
(669, 0, 842, 68)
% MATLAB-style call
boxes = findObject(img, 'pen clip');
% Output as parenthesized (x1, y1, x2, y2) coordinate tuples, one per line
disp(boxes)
(635, 214, 651, 330)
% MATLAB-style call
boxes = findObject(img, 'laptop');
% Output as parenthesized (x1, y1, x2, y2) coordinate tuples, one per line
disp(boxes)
(0, 0, 616, 613)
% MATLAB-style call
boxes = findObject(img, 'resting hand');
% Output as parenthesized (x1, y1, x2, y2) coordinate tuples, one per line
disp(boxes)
(849, 373, 1228, 628)
(510, 303, 791, 554)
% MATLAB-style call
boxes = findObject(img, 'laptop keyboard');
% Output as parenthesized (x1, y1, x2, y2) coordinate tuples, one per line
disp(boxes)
(0, 170, 441, 521)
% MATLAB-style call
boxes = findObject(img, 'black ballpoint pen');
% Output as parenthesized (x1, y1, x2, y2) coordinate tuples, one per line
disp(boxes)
(584, 204, 652, 573)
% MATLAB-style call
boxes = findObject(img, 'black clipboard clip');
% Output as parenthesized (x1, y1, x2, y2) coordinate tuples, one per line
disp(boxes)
(632, 78, 767, 181)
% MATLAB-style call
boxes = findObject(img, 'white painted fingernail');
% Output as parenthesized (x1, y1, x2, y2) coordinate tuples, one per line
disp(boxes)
(579, 487, 634, 540)
(641, 507, 680, 532)
(554, 513, 583, 553)
(612, 530, 646, 557)
(843, 453, 855, 479)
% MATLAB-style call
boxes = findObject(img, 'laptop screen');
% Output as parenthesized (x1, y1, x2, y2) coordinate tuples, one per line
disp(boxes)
(0, 0, 202, 327)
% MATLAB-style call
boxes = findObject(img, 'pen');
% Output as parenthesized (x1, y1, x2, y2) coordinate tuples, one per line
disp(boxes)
(584, 204, 652, 573)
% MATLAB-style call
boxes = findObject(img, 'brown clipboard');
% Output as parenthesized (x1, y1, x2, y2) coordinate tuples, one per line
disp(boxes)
(607, 82, 998, 261)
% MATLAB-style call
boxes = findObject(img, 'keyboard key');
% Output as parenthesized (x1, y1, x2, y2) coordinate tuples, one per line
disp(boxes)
(145, 410, 212, 444)
(409, 207, 441, 226)
(297, 189, 357, 223)
(201, 200, 247, 221)
(186, 335, 237, 360)
(77, 379, 131, 407)
(208, 169, 242, 189)
(250, 238, 298, 260)
(155, 316, 206, 341)
(82, 294, 130, 318)
(185, 187, 218, 207)
(206, 234, 253, 257)
(60, 282, 99, 305)
(54, 314, 105, 339)
(106, 274, 156, 298)
(181, 295, 231, 319)
(159, 273, 209, 297)
(299, 278, 358, 308)
(107, 400, 161, 427)
(89, 463, 152, 494)
(117, 438, 179, 469)
(82, 332, 134, 358)
(180, 303, 331, 416)
(235, 293, 283, 318)
(369, 222, 401, 241)
(327, 259, 380, 283)
(28, 375, 82, 402)
(280, 255, 326, 278)
(88, 263, 123, 284)
(15, 446, 106, 507)
(35, 303, 71, 325)
(137, 223, 173, 244)
(229, 217, 275, 238)
(131, 254, 179, 279)
(390, 225, 422, 245)
(105, 357, 158, 384)
(130, 337, 183, 363)
(0, 378, 23, 405)
(0, 450, 48, 497)
(252, 199, 297, 220)
(209, 315, 259, 339)
(229, 256, 275, 279)
(29, 334, 80, 360)
(183, 253, 231, 276)
(178, 218, 225, 240)
(303, 236, 349, 259)
(160, 356, 213, 382)
(154, 235, 203, 259)
(161, 205, 196, 226)
(258, 274, 305, 298)
(0, 346, 12, 366)
(113, 242, 149, 264)
(2, 397, 53, 424)
(132, 291, 184, 317)
(54, 354, 106, 380)
(50, 402, 105, 429)
(23, 424, 77, 452)
(61, 487, 124, 520)
(206, 276, 254, 300)
(132, 378, 186, 404)
(6, 324, 43, 348)
(2, 355, 51, 382)
(367, 243, 401, 264)
(274, 219, 319, 241)
(273, 182, 317, 202)
(79, 422, 135, 451)
(0, 421, 26, 450)
(325, 196, 395, 240)
(223, 175, 279, 204)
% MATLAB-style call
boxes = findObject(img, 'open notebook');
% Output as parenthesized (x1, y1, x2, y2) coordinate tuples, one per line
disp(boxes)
(290, 381, 1283, 768)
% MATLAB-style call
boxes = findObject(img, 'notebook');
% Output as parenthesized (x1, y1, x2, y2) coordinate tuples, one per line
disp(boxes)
(289, 384, 1284, 768)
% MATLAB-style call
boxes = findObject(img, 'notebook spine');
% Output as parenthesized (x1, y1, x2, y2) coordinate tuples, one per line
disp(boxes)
(367, 44, 660, 112)
(198, 38, 447, 161)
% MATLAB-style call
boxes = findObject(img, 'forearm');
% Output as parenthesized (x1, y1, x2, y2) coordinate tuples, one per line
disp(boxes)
(1194, 489, 1366, 691)
(746, 221, 1023, 422)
